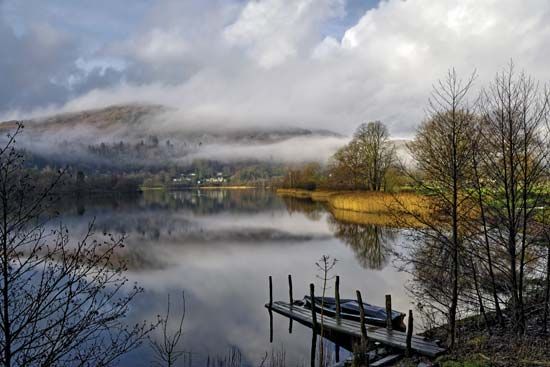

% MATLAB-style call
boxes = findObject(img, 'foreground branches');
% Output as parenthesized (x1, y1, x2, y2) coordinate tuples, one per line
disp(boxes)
(0, 124, 154, 367)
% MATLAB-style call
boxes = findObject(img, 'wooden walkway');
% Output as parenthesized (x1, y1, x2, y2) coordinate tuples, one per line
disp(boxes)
(268, 301, 446, 358)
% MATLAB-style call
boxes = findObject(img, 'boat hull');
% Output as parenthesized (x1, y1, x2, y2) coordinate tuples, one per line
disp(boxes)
(301, 296, 406, 331)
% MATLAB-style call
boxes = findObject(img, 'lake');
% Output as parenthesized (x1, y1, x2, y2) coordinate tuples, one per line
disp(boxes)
(53, 189, 414, 366)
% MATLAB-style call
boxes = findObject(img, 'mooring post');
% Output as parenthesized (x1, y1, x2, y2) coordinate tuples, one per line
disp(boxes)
(268, 276, 273, 309)
(385, 294, 392, 331)
(288, 274, 293, 305)
(335, 275, 341, 319)
(406, 310, 413, 357)
(269, 308, 273, 343)
(310, 327, 317, 367)
(310, 283, 317, 330)
(356, 290, 367, 342)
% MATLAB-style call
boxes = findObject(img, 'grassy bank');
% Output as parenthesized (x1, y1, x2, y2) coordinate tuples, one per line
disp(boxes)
(277, 188, 426, 217)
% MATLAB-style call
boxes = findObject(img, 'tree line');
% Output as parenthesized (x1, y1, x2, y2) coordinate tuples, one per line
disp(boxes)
(280, 121, 402, 191)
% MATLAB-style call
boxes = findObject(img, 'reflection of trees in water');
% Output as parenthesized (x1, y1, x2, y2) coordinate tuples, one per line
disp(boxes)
(327, 215, 396, 270)
(48, 191, 325, 272)
(280, 196, 325, 221)
(142, 189, 284, 214)
(52, 189, 285, 219)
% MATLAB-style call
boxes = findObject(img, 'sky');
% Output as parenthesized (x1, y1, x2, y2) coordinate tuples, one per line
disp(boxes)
(1, 0, 550, 137)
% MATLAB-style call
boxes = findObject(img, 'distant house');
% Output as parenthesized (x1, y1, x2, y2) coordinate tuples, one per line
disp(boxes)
(171, 171, 228, 186)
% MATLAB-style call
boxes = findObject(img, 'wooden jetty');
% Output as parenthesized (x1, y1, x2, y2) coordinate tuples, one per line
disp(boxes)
(267, 301, 445, 358)
(267, 275, 447, 360)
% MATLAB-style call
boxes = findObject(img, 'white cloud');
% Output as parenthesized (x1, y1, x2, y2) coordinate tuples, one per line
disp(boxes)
(4, 0, 550, 139)
(132, 28, 189, 64)
(224, 0, 345, 68)
(186, 136, 349, 163)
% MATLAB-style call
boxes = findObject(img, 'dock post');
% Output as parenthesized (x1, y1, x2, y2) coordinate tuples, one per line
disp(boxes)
(335, 275, 341, 319)
(385, 294, 392, 331)
(288, 274, 293, 305)
(310, 327, 317, 367)
(288, 274, 293, 334)
(268, 276, 273, 308)
(309, 283, 317, 367)
(355, 290, 369, 367)
(310, 283, 317, 330)
(356, 290, 368, 342)
(269, 309, 273, 343)
(406, 310, 413, 357)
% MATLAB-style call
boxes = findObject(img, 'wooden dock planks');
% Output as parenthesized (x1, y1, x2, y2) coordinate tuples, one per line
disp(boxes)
(267, 301, 446, 358)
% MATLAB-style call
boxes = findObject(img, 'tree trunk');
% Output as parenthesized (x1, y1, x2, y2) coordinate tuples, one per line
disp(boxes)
(543, 241, 550, 334)
(449, 109, 459, 349)
(2, 182, 12, 367)
(473, 153, 504, 326)
(471, 259, 491, 334)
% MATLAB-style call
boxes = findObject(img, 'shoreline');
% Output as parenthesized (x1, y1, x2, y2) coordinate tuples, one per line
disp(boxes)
(140, 185, 257, 191)
(276, 188, 427, 227)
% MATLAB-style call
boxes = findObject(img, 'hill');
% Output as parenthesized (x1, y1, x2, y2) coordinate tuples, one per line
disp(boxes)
(0, 104, 347, 185)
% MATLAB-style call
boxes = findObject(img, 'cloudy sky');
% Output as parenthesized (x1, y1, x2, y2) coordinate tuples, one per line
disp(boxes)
(1, 0, 550, 137)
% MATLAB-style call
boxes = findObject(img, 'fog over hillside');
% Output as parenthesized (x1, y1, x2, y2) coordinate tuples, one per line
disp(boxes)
(0, 104, 354, 168)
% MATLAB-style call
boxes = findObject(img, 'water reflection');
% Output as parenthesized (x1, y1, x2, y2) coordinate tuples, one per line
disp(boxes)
(327, 217, 396, 270)
(50, 190, 412, 367)
(280, 196, 325, 222)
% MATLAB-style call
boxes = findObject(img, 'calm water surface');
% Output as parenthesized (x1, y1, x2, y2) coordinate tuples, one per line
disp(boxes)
(54, 189, 414, 366)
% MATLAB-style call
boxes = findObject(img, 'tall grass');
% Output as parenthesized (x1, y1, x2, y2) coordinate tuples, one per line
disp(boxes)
(277, 189, 428, 215)
(276, 189, 429, 228)
(328, 191, 425, 214)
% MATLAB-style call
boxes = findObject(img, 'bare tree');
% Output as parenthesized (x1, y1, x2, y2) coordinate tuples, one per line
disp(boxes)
(331, 140, 365, 189)
(330, 122, 395, 191)
(477, 62, 550, 334)
(0, 123, 154, 366)
(400, 68, 478, 348)
(315, 255, 337, 367)
(353, 121, 396, 191)
(470, 131, 505, 327)
(542, 207, 550, 334)
(150, 292, 187, 367)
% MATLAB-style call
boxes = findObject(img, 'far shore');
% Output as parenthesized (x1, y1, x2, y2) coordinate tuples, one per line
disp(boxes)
(140, 185, 257, 191)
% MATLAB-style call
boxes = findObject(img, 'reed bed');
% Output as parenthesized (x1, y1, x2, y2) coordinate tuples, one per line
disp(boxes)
(328, 191, 426, 214)
(277, 189, 427, 214)
(276, 189, 429, 228)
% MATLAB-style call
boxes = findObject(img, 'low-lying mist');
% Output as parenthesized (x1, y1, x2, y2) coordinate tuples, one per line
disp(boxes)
(0, 104, 352, 171)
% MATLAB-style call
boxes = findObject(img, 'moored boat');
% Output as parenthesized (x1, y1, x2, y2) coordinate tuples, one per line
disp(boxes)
(300, 296, 406, 331)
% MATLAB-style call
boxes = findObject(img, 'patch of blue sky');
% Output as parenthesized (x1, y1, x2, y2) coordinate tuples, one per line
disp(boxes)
(322, 0, 380, 40)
